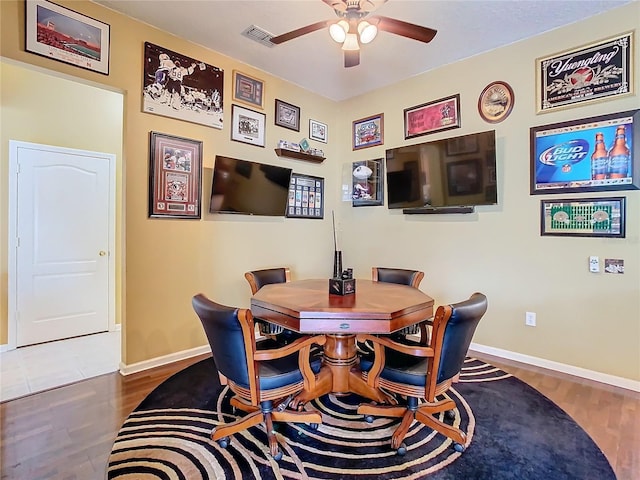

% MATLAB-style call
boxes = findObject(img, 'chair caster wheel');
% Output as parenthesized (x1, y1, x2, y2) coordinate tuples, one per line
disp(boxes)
(273, 449, 283, 461)
(309, 423, 319, 430)
(453, 442, 465, 453)
(396, 443, 407, 456)
(364, 415, 374, 423)
(217, 437, 230, 448)
(444, 409, 456, 420)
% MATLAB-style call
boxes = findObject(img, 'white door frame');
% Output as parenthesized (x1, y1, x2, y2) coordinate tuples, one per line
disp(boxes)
(7, 140, 117, 351)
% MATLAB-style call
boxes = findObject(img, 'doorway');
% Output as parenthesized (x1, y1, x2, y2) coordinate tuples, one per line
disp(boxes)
(2, 60, 124, 378)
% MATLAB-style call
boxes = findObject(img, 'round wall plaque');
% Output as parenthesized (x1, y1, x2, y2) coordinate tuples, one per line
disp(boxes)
(478, 81, 515, 123)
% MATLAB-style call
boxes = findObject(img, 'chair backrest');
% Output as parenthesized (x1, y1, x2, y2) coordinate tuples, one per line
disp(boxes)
(434, 292, 487, 384)
(192, 294, 252, 388)
(244, 267, 291, 294)
(372, 267, 424, 289)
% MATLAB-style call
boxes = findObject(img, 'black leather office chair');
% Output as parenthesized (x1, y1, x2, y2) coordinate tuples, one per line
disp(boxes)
(245, 267, 302, 344)
(372, 267, 424, 288)
(371, 267, 429, 343)
(192, 294, 326, 460)
(356, 292, 488, 455)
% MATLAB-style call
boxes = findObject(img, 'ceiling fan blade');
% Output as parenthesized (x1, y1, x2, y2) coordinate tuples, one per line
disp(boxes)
(344, 49, 360, 68)
(322, 0, 347, 12)
(373, 15, 437, 43)
(270, 20, 330, 45)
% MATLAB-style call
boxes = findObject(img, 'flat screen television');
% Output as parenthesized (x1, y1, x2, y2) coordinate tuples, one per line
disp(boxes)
(209, 155, 292, 216)
(385, 130, 497, 211)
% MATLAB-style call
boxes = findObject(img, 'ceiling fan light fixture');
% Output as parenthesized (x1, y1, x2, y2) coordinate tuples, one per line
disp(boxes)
(357, 21, 377, 44)
(329, 20, 349, 43)
(342, 32, 360, 51)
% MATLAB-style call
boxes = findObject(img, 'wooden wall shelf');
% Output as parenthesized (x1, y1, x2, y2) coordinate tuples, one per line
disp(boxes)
(275, 148, 325, 163)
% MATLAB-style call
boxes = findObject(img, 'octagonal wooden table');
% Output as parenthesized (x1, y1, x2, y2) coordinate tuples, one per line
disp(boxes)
(251, 279, 434, 405)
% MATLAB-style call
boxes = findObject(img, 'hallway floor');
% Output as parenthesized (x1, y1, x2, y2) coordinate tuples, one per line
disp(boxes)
(0, 330, 120, 403)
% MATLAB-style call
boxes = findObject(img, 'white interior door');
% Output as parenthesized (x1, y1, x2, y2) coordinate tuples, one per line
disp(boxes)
(9, 141, 115, 347)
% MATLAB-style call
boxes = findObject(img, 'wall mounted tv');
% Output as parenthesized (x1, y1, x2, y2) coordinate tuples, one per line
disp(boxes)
(385, 130, 497, 213)
(209, 155, 292, 216)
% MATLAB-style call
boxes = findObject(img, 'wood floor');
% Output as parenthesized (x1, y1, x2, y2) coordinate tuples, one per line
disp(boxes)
(1, 352, 638, 480)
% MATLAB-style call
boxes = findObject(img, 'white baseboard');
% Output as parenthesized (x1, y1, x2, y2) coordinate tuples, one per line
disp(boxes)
(119, 345, 211, 376)
(470, 342, 640, 393)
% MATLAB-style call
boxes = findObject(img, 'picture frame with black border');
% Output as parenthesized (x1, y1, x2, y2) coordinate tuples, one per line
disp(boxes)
(275, 99, 300, 131)
(231, 104, 266, 147)
(148, 131, 202, 219)
(142, 41, 224, 129)
(286, 173, 324, 219)
(540, 197, 625, 238)
(25, 0, 111, 75)
(530, 109, 639, 195)
(353, 113, 384, 150)
(536, 31, 634, 114)
(232, 70, 264, 109)
(309, 119, 328, 143)
(404, 94, 460, 139)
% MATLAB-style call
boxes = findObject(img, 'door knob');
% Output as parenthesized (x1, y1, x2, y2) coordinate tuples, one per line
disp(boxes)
(99, 251, 107, 256)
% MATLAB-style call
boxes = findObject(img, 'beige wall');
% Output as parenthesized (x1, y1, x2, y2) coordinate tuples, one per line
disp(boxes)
(336, 5, 640, 382)
(1, 1, 638, 382)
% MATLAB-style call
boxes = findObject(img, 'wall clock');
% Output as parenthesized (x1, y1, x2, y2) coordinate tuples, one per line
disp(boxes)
(478, 81, 515, 123)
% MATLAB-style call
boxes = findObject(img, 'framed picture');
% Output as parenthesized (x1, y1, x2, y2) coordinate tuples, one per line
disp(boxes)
(404, 94, 461, 139)
(540, 197, 626, 238)
(275, 99, 300, 131)
(310, 119, 328, 143)
(478, 81, 515, 123)
(530, 109, 639, 195)
(286, 173, 324, 219)
(536, 31, 634, 113)
(447, 159, 482, 196)
(148, 131, 202, 219)
(143, 42, 224, 129)
(232, 70, 264, 109)
(446, 134, 479, 156)
(231, 104, 266, 147)
(352, 159, 384, 207)
(25, 0, 110, 75)
(353, 113, 384, 150)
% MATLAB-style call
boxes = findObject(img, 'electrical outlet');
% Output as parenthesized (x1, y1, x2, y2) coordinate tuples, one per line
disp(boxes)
(525, 311, 536, 327)
(589, 256, 600, 273)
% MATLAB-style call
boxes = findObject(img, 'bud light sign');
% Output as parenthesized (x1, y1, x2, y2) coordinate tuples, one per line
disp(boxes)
(530, 110, 638, 194)
(538, 140, 590, 166)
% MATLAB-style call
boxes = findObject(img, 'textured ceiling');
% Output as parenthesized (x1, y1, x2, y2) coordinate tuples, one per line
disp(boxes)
(94, 0, 633, 101)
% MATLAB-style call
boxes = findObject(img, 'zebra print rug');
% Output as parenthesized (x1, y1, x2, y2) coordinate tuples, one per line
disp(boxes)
(107, 357, 615, 479)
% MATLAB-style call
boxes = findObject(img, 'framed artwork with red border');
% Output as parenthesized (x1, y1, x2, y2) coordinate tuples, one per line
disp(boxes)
(404, 94, 460, 139)
(149, 131, 202, 219)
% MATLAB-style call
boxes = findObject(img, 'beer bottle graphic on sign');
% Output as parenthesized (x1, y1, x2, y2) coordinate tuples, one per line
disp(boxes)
(590, 132, 608, 180)
(607, 125, 631, 179)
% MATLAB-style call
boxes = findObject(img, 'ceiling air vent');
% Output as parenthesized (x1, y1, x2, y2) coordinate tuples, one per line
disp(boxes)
(241, 25, 275, 47)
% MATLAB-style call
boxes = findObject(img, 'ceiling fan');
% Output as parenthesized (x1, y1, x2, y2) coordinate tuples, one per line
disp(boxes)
(270, 0, 437, 68)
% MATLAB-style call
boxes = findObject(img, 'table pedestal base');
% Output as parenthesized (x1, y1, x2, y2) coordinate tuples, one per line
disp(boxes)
(290, 333, 395, 408)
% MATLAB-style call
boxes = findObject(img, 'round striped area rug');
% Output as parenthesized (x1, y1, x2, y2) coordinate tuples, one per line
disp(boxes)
(107, 358, 615, 480)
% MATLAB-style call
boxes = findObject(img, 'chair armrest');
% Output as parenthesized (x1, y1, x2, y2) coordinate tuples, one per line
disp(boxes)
(356, 333, 434, 358)
(253, 334, 326, 361)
